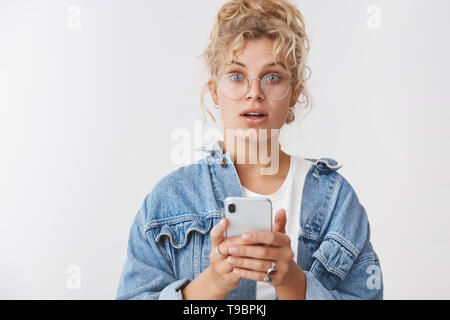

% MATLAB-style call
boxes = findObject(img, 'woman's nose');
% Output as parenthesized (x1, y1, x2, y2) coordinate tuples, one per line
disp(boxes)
(245, 79, 265, 100)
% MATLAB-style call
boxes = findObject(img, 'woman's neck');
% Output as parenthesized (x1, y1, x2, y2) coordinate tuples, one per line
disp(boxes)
(223, 134, 289, 178)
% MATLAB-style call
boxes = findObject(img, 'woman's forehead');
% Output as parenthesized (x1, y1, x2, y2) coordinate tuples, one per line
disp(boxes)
(222, 42, 289, 68)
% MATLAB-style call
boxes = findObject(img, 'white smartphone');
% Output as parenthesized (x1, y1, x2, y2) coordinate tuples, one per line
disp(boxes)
(223, 196, 272, 238)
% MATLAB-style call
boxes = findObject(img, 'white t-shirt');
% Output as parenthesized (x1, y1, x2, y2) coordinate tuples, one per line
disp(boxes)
(241, 154, 313, 300)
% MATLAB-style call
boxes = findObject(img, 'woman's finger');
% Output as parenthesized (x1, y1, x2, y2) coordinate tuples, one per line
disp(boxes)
(272, 209, 287, 233)
(240, 231, 290, 247)
(210, 218, 228, 248)
(214, 257, 235, 274)
(218, 235, 250, 255)
(227, 256, 274, 273)
(228, 244, 293, 261)
(232, 267, 267, 283)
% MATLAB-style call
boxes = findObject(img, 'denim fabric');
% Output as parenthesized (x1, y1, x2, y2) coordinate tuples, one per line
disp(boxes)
(116, 139, 383, 300)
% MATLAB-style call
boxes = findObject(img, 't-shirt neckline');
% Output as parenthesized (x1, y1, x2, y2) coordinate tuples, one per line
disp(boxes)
(241, 155, 296, 201)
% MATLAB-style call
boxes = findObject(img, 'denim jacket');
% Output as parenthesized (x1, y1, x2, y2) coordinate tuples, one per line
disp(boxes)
(116, 140, 383, 300)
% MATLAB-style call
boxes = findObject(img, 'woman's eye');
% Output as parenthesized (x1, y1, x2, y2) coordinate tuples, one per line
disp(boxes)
(265, 74, 281, 83)
(229, 73, 243, 81)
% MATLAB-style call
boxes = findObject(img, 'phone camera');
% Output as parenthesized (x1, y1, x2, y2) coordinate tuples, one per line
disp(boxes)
(228, 203, 235, 213)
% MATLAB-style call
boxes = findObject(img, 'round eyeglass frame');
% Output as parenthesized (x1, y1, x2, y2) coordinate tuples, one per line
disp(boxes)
(217, 73, 293, 101)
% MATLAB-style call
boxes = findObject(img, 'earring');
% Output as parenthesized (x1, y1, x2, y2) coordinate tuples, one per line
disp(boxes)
(287, 107, 295, 121)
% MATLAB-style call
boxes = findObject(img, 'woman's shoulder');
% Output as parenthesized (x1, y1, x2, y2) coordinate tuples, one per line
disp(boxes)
(294, 154, 368, 231)
(139, 156, 215, 222)
(298, 155, 371, 252)
(152, 157, 209, 194)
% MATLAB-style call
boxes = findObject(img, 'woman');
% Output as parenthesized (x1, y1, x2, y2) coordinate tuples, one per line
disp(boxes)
(116, 0, 383, 300)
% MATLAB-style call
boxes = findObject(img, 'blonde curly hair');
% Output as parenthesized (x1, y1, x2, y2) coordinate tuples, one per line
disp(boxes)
(197, 0, 311, 124)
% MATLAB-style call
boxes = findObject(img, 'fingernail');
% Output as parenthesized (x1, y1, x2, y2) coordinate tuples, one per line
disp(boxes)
(220, 219, 226, 226)
(241, 233, 251, 240)
(229, 247, 238, 255)
(233, 268, 240, 275)
(227, 257, 236, 265)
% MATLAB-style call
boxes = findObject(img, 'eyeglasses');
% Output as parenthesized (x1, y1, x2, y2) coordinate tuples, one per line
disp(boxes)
(217, 72, 292, 101)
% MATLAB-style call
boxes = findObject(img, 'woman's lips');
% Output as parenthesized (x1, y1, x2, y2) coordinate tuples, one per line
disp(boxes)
(240, 114, 268, 126)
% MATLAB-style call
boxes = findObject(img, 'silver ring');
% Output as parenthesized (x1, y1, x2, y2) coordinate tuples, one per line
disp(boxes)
(215, 246, 226, 256)
(266, 261, 277, 275)
(264, 275, 273, 283)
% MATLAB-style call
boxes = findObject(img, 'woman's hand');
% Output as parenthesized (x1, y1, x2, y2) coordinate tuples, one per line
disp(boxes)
(219, 209, 300, 288)
(182, 217, 243, 299)
(183, 209, 306, 300)
(206, 217, 242, 297)
(185, 214, 274, 299)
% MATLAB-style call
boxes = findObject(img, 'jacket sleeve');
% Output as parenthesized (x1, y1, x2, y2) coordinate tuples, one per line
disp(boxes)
(303, 175, 384, 300)
(115, 205, 190, 300)
(304, 238, 383, 299)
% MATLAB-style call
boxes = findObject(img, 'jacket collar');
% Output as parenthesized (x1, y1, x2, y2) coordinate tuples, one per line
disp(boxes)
(196, 138, 343, 171)
(197, 139, 243, 209)
(195, 138, 225, 159)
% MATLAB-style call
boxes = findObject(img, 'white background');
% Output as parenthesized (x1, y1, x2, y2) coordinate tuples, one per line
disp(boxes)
(1, 0, 449, 299)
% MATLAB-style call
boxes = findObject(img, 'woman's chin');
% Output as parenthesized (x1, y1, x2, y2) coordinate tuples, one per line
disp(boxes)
(225, 126, 281, 143)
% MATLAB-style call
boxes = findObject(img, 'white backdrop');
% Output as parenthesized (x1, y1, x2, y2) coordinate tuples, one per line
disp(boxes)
(1, 0, 449, 299)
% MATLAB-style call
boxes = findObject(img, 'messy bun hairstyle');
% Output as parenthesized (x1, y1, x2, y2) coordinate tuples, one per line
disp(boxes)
(198, 0, 311, 124)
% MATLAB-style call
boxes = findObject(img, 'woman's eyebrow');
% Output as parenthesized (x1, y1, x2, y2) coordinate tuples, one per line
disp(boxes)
(229, 60, 287, 70)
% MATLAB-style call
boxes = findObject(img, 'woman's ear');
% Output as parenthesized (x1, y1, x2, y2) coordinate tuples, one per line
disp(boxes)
(208, 79, 219, 105)
(290, 83, 302, 108)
